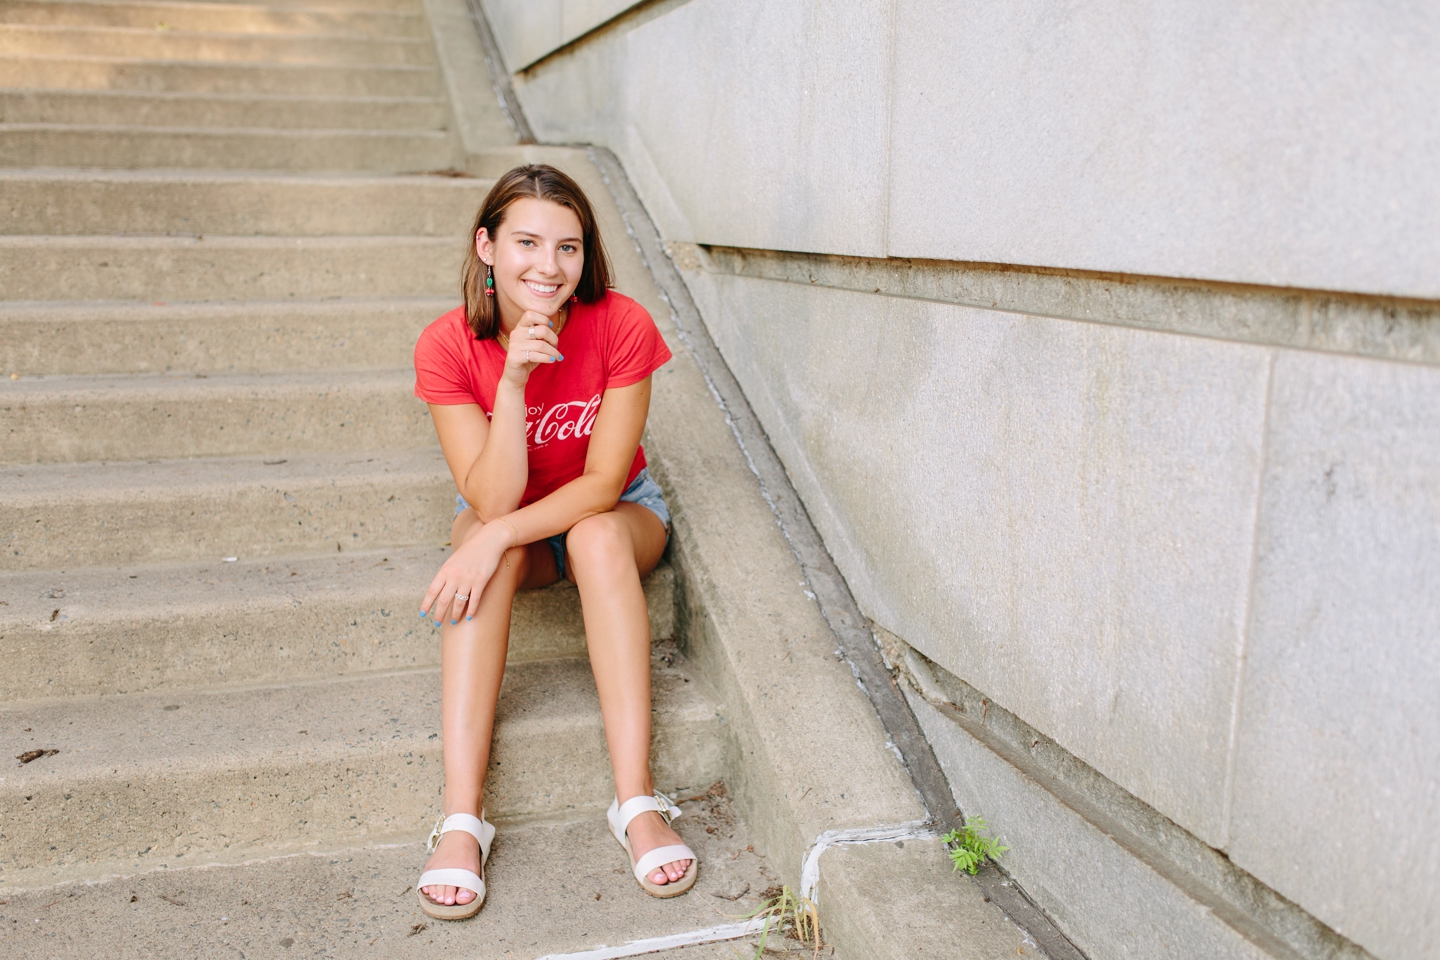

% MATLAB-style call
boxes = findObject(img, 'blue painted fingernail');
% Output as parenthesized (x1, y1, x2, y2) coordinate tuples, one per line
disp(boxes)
(466, 616, 473, 621)
(558, 354, 565, 361)
(450, 620, 457, 625)
(419, 610, 427, 618)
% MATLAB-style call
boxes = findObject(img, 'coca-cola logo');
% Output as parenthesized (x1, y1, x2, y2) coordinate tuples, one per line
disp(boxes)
(527, 394, 602, 448)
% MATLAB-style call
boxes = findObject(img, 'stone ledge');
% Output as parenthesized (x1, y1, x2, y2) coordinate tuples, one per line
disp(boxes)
(681, 243, 1440, 367)
(876, 627, 1375, 960)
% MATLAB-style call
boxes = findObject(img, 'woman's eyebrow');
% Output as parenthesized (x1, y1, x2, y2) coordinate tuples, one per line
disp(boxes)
(510, 230, 583, 244)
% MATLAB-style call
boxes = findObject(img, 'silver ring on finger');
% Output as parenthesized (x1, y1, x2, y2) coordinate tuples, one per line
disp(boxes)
(529, 326, 540, 339)
(454, 593, 468, 602)
(526, 350, 531, 362)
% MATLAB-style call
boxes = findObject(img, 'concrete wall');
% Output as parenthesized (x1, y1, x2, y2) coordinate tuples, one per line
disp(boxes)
(480, 0, 637, 70)
(501, 0, 1440, 299)
(484, 3, 1440, 958)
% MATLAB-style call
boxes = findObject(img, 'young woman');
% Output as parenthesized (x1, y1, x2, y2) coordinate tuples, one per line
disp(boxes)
(410, 165, 696, 920)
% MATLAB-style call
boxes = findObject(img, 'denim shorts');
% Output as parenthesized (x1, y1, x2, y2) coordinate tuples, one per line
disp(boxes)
(455, 467, 670, 579)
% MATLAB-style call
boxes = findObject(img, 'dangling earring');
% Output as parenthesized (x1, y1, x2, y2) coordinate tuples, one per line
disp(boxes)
(569, 295, 578, 303)
(484, 262, 495, 297)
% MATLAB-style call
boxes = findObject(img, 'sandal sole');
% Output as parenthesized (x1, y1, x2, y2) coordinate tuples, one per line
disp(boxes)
(417, 889, 485, 920)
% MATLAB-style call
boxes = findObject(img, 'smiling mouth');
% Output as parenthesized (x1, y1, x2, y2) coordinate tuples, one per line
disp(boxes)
(523, 280, 560, 295)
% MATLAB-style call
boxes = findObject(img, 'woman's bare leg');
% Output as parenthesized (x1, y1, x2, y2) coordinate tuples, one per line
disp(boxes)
(420, 510, 558, 906)
(565, 503, 690, 885)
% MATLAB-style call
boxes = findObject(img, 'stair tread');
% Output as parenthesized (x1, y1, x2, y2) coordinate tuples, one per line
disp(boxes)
(0, 449, 454, 570)
(0, 87, 450, 130)
(0, 796, 770, 958)
(0, 549, 673, 698)
(0, 165, 481, 184)
(0, 0, 428, 41)
(0, 653, 726, 886)
(0, 124, 458, 172)
(3, 364, 416, 396)
(0, 87, 446, 105)
(0, 23, 437, 69)
(0, 54, 442, 96)
(0, 447, 448, 501)
(0, 232, 462, 302)
(0, 297, 451, 376)
(2, 366, 435, 463)
(0, 121, 450, 137)
(0, 21, 432, 44)
(0, 170, 487, 238)
(2, 658, 713, 778)
(0, 50, 437, 73)
(0, 542, 444, 619)
(0, 293, 454, 312)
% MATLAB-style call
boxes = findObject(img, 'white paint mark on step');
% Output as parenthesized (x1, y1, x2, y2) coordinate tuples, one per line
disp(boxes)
(534, 821, 936, 959)
(533, 919, 769, 960)
(800, 822, 937, 904)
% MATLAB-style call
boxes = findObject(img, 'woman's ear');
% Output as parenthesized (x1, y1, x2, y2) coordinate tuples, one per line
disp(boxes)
(475, 227, 493, 265)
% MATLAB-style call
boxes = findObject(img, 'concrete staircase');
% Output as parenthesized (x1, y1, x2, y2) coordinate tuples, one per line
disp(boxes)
(0, 2, 771, 955)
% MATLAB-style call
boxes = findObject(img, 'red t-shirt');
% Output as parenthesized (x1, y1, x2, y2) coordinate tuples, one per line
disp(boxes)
(413, 291, 672, 506)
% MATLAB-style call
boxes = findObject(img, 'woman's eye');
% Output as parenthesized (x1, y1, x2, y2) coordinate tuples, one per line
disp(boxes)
(560, 244, 577, 254)
(518, 239, 534, 247)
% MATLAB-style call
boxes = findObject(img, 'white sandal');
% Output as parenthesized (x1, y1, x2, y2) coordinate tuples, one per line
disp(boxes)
(607, 792, 698, 898)
(415, 812, 496, 920)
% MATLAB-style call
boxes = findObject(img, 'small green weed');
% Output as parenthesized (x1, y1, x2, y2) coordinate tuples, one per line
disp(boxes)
(733, 884, 821, 958)
(942, 817, 1009, 875)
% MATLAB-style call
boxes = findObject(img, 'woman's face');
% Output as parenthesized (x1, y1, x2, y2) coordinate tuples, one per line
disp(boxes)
(477, 197, 584, 321)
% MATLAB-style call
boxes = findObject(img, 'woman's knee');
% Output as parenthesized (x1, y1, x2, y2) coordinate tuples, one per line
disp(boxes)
(565, 512, 634, 576)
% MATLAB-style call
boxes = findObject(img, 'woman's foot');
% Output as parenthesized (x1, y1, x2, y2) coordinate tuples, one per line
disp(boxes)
(625, 809, 693, 884)
(420, 827, 481, 906)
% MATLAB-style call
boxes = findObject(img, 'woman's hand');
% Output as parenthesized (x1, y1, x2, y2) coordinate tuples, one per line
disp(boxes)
(420, 521, 514, 625)
(500, 310, 563, 388)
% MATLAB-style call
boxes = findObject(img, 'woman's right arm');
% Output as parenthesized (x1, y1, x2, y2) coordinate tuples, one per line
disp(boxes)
(428, 378, 527, 520)
(427, 311, 561, 520)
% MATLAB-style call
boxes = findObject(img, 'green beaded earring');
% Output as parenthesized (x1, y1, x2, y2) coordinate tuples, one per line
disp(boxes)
(484, 263, 495, 297)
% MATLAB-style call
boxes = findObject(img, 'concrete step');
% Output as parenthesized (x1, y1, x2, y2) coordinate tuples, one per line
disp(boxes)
(0, 297, 450, 376)
(0, 23, 435, 66)
(0, 88, 449, 130)
(0, 234, 460, 300)
(0, 55, 441, 96)
(0, 169, 486, 236)
(0, 449, 453, 570)
(0, 795, 773, 958)
(178, 0, 422, 10)
(0, 549, 676, 700)
(0, 122, 455, 171)
(2, 368, 433, 463)
(0, 0, 429, 39)
(0, 654, 727, 888)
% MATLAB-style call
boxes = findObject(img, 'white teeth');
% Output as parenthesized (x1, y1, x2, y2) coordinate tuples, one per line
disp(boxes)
(525, 281, 559, 293)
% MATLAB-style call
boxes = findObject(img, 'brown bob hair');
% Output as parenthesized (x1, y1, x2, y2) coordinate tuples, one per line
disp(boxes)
(461, 164, 613, 340)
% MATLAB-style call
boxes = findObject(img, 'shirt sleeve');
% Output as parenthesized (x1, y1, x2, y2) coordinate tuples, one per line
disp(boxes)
(604, 297, 674, 390)
(413, 310, 479, 405)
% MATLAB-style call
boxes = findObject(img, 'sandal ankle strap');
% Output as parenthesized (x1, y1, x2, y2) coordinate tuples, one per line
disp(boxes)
(610, 791, 682, 838)
(427, 812, 490, 852)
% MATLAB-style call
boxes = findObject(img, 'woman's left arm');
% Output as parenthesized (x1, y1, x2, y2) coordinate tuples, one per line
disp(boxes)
(421, 376, 653, 619)
(506, 374, 653, 536)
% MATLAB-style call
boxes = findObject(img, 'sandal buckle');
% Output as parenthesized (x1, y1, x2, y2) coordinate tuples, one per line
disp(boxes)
(654, 791, 682, 824)
(426, 815, 446, 852)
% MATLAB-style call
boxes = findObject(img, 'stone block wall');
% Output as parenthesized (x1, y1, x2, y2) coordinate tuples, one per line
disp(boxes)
(480, 2, 1440, 957)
